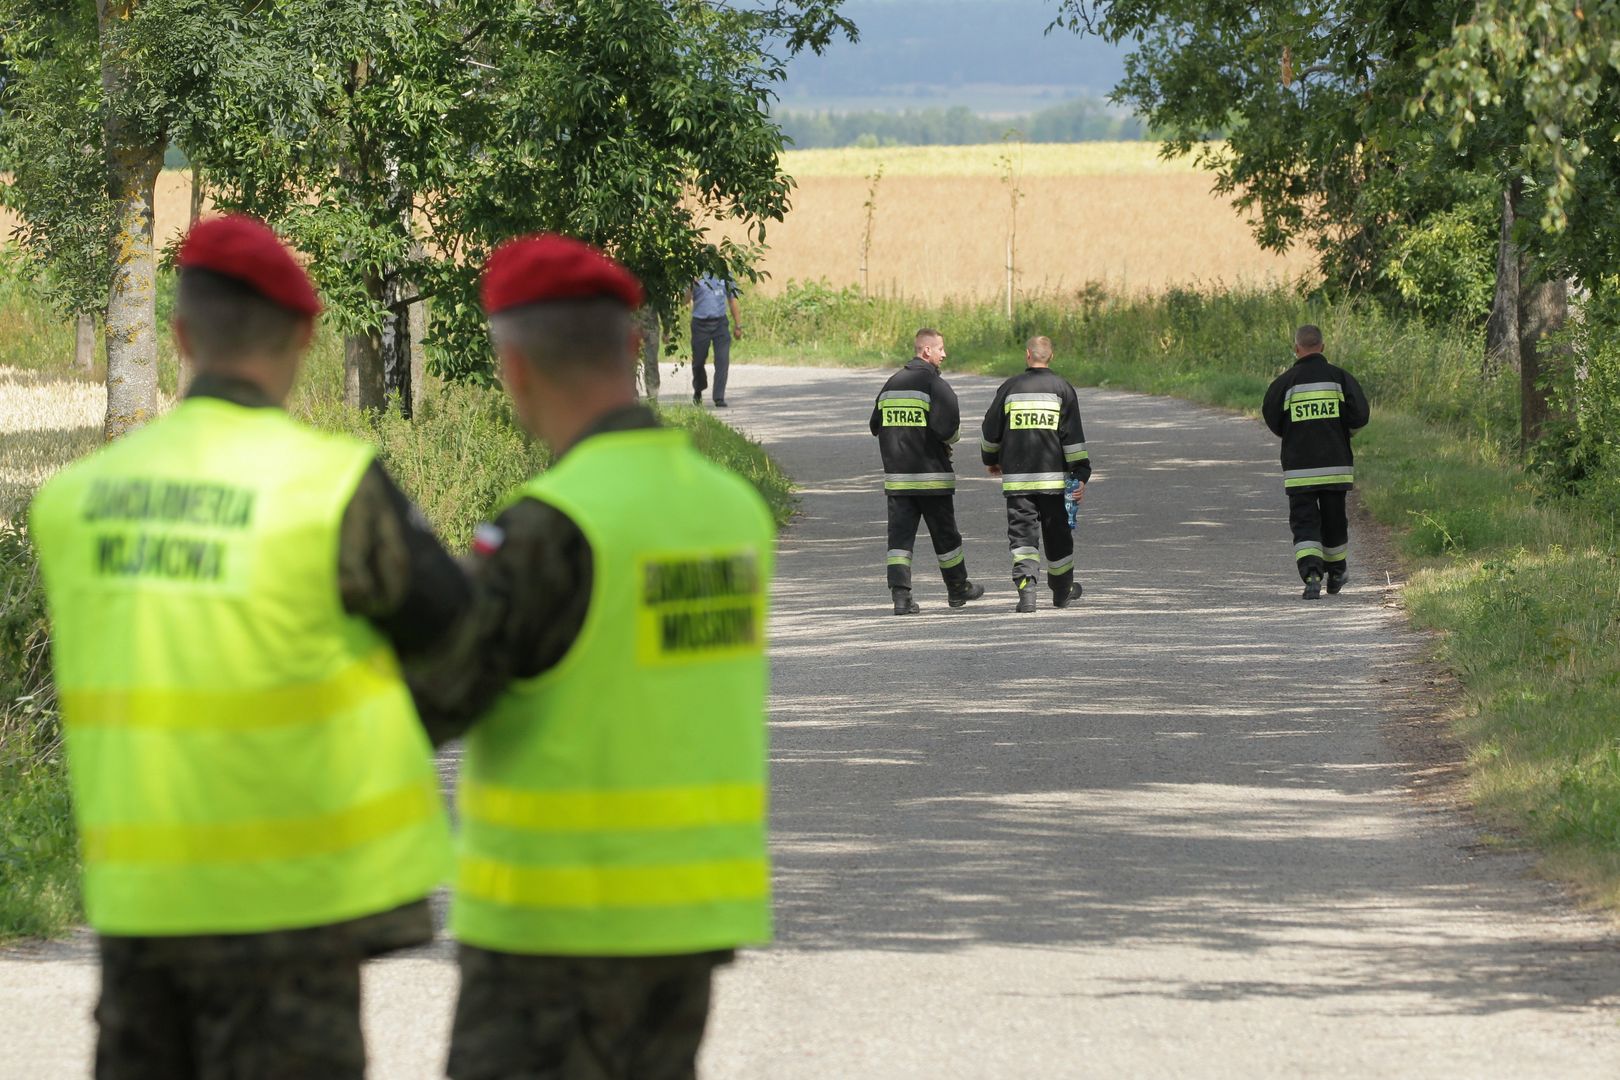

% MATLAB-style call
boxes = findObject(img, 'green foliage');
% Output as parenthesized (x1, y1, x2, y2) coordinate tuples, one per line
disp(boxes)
(1051, 0, 1484, 301)
(1415, 0, 1620, 234)
(0, 0, 113, 320)
(0, 524, 79, 941)
(1380, 203, 1498, 319)
(296, 386, 797, 545)
(0, 0, 858, 395)
(1534, 283, 1620, 515)
(298, 381, 550, 550)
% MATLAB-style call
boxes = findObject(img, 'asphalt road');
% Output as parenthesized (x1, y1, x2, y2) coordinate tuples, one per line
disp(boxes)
(4, 363, 1619, 1078)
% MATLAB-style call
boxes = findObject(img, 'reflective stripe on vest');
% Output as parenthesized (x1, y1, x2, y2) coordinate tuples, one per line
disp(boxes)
(28, 398, 450, 935)
(1002, 471, 1067, 492)
(885, 471, 956, 492)
(454, 427, 774, 956)
(1284, 466, 1354, 488)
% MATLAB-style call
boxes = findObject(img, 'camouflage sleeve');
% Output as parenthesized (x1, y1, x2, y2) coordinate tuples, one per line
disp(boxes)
(406, 497, 594, 747)
(337, 461, 473, 660)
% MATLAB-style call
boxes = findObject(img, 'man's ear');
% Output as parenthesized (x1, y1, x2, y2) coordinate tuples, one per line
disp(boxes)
(294, 317, 316, 354)
(172, 316, 194, 363)
(498, 344, 528, 396)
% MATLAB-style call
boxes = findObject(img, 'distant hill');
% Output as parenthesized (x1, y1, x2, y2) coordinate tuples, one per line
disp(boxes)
(778, 99, 1146, 148)
(778, 0, 1129, 115)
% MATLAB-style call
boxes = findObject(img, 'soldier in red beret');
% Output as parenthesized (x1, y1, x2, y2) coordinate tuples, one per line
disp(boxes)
(29, 213, 474, 1079)
(416, 234, 776, 1080)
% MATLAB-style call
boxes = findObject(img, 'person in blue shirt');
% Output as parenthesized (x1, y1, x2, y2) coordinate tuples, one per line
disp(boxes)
(689, 273, 743, 407)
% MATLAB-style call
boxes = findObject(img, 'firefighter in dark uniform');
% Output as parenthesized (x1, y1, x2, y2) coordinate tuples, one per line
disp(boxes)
(28, 215, 470, 1079)
(416, 234, 776, 1080)
(1262, 324, 1371, 599)
(869, 328, 985, 614)
(980, 336, 1090, 613)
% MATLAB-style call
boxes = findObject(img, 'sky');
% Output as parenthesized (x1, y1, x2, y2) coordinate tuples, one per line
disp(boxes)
(777, 0, 1131, 114)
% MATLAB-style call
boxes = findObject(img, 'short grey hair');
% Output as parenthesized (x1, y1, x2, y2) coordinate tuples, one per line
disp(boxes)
(914, 328, 943, 349)
(175, 268, 307, 365)
(1295, 324, 1324, 351)
(1025, 335, 1053, 363)
(489, 298, 636, 377)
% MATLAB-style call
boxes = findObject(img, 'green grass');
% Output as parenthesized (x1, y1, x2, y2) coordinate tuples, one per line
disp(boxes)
(746, 280, 1620, 910)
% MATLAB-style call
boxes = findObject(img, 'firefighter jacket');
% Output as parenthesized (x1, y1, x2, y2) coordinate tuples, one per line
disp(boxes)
(979, 367, 1091, 494)
(1261, 353, 1370, 491)
(869, 358, 961, 495)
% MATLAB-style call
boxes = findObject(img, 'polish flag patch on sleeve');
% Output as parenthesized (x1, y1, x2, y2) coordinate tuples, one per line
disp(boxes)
(472, 522, 506, 557)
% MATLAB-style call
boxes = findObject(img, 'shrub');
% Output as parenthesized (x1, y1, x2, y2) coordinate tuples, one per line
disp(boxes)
(1380, 204, 1496, 321)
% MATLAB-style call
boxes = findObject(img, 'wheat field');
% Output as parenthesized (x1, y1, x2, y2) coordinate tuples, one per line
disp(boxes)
(0, 367, 104, 518)
(745, 144, 1315, 298)
(0, 144, 1312, 301)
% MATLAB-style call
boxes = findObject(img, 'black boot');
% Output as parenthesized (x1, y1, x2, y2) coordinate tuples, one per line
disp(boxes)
(892, 588, 920, 615)
(1015, 578, 1037, 613)
(1326, 570, 1346, 595)
(947, 581, 985, 609)
(1052, 580, 1082, 608)
(1302, 573, 1322, 601)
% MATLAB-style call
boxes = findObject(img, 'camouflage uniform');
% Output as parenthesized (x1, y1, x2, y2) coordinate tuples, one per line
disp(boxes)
(415, 406, 729, 1080)
(94, 374, 473, 1080)
(447, 946, 732, 1080)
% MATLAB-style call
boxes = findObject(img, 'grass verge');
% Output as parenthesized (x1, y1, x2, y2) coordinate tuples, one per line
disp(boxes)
(744, 281, 1620, 911)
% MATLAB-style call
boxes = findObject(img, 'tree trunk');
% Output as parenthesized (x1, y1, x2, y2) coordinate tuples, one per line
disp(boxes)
(1519, 276, 1570, 452)
(345, 300, 387, 413)
(340, 57, 387, 412)
(189, 163, 204, 227)
(409, 291, 428, 417)
(1484, 178, 1521, 374)
(74, 313, 96, 372)
(379, 168, 415, 415)
(98, 0, 163, 440)
(381, 278, 413, 415)
(637, 307, 662, 400)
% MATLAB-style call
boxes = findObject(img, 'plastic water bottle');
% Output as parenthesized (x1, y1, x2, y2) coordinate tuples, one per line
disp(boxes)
(1064, 476, 1080, 530)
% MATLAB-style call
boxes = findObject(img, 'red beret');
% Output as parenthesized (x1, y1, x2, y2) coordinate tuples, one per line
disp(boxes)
(178, 214, 322, 318)
(481, 233, 645, 315)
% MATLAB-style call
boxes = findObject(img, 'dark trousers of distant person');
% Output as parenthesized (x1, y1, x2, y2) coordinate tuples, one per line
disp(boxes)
(448, 946, 731, 1080)
(691, 317, 731, 404)
(887, 495, 969, 593)
(95, 934, 366, 1080)
(1007, 493, 1075, 598)
(1288, 489, 1348, 582)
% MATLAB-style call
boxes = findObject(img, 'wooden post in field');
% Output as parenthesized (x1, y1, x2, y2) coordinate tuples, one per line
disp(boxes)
(998, 133, 1023, 323)
(860, 165, 883, 299)
(1006, 235, 1014, 321)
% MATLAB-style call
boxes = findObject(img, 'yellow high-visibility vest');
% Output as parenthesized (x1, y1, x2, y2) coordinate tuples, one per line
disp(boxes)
(29, 397, 451, 935)
(454, 426, 775, 955)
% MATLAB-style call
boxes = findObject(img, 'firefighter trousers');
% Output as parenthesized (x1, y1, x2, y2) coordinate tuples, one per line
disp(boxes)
(886, 494, 970, 591)
(1006, 493, 1075, 595)
(1288, 489, 1348, 582)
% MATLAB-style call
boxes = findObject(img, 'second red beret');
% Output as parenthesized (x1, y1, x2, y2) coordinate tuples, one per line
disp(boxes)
(177, 214, 322, 317)
(481, 233, 645, 315)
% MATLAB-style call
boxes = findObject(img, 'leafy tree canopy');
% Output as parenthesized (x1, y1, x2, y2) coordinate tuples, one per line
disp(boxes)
(0, 0, 856, 386)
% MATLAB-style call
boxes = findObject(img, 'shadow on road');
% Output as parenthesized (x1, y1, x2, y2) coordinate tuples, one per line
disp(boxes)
(731, 368, 1620, 1018)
